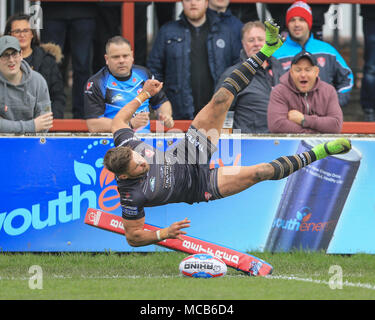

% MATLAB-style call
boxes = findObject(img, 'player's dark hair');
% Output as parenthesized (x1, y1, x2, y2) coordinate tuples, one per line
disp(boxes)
(105, 36, 132, 53)
(103, 146, 133, 177)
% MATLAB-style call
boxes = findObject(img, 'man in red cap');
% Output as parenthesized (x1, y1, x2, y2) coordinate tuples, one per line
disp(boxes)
(273, 1, 354, 109)
(266, 2, 330, 41)
(286, 0, 313, 43)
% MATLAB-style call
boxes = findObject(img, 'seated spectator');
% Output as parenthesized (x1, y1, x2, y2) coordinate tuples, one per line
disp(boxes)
(267, 51, 343, 134)
(147, 0, 239, 120)
(208, 0, 243, 59)
(272, 1, 353, 108)
(216, 21, 284, 133)
(4, 13, 66, 119)
(0, 36, 53, 133)
(84, 36, 173, 133)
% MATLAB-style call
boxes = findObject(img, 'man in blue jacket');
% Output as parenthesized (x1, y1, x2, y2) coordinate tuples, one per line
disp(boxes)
(147, 0, 240, 120)
(273, 1, 353, 108)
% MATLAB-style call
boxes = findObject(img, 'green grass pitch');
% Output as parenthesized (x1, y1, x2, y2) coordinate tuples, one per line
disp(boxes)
(1, 251, 375, 300)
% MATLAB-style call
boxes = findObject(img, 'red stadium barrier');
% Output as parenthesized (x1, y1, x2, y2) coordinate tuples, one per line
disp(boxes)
(50, 119, 89, 132)
(50, 119, 375, 134)
(341, 122, 375, 134)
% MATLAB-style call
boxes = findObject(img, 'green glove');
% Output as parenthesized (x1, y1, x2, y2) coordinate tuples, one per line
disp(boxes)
(312, 138, 352, 160)
(260, 19, 284, 58)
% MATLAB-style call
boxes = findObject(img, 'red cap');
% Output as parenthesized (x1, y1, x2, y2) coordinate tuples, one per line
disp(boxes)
(286, 1, 313, 31)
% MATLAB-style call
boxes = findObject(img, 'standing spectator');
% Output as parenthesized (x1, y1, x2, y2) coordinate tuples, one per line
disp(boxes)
(208, 0, 243, 59)
(4, 13, 66, 119)
(84, 36, 173, 133)
(92, 2, 152, 73)
(92, 2, 122, 74)
(216, 21, 284, 133)
(228, 3, 259, 24)
(134, 3, 151, 66)
(155, 3, 176, 28)
(272, 1, 353, 108)
(267, 51, 343, 134)
(40, 2, 96, 119)
(0, 36, 53, 133)
(147, 0, 239, 120)
(360, 4, 375, 121)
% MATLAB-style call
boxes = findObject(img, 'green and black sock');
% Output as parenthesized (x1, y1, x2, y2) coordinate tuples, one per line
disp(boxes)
(221, 52, 267, 96)
(270, 151, 316, 180)
(269, 138, 352, 180)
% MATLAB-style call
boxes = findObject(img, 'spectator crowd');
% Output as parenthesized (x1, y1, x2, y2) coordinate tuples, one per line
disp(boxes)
(0, 0, 372, 134)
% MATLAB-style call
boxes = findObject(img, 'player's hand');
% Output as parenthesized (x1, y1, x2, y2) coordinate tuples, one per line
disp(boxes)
(165, 218, 191, 241)
(288, 109, 305, 125)
(261, 19, 284, 57)
(142, 79, 163, 97)
(265, 19, 279, 42)
(158, 112, 174, 128)
(131, 112, 150, 129)
(34, 112, 53, 132)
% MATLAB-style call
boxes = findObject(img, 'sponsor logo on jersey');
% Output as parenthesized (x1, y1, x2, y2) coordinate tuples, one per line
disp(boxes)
(145, 149, 155, 158)
(111, 93, 124, 103)
(317, 57, 326, 67)
(122, 205, 139, 216)
(149, 177, 155, 192)
(204, 192, 212, 201)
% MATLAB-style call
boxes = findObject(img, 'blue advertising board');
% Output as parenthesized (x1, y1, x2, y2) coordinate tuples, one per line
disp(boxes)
(0, 134, 373, 253)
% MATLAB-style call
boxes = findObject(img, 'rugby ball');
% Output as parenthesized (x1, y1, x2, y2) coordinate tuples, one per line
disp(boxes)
(179, 254, 227, 278)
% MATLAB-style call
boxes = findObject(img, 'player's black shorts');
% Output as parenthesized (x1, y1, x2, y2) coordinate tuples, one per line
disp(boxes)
(166, 125, 223, 202)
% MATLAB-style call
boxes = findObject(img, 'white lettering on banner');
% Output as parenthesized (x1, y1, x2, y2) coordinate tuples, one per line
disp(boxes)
(0, 185, 96, 236)
(110, 219, 124, 230)
(182, 240, 239, 264)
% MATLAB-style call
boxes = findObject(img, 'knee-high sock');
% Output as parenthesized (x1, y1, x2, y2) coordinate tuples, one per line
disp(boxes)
(269, 151, 317, 180)
(221, 52, 267, 96)
(269, 138, 352, 180)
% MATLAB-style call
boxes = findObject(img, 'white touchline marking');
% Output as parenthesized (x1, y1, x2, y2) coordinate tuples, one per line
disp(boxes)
(266, 274, 375, 291)
(1, 273, 375, 291)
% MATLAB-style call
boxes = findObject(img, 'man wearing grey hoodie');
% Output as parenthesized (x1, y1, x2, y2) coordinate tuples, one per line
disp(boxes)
(0, 36, 53, 133)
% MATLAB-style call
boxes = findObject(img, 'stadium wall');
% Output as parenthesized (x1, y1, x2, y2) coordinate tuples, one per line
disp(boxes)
(0, 134, 373, 254)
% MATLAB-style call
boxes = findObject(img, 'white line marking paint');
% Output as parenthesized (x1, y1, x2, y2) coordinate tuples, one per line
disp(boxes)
(2, 273, 375, 291)
(266, 274, 375, 291)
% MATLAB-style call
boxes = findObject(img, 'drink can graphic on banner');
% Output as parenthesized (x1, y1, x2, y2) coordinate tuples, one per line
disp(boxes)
(265, 139, 362, 252)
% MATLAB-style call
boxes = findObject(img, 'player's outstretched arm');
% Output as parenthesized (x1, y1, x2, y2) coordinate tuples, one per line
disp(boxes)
(123, 217, 191, 247)
(111, 79, 164, 134)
